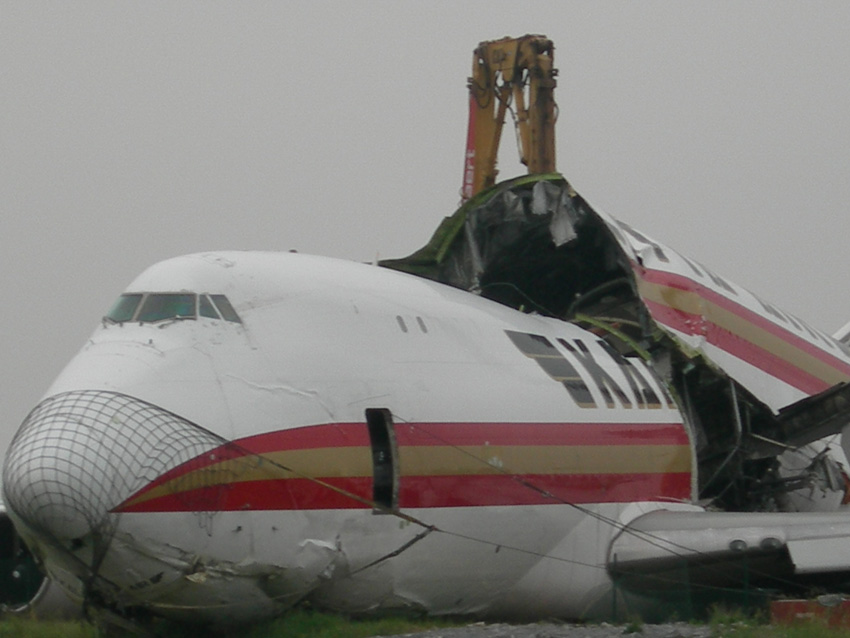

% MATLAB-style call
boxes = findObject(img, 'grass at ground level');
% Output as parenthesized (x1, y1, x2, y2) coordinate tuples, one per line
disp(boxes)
(705, 606, 850, 638)
(0, 609, 459, 638)
(0, 617, 98, 638)
(6, 607, 850, 637)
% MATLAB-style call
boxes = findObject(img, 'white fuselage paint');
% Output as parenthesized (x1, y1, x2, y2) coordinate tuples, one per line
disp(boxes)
(6, 252, 699, 624)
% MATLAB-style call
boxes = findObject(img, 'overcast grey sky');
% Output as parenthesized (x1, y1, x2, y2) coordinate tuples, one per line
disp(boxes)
(3, 2, 850, 457)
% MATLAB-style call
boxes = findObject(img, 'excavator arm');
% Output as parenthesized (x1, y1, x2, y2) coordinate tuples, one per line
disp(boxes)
(461, 35, 558, 202)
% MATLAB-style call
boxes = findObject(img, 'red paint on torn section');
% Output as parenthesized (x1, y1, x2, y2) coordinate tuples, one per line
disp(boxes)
(643, 299, 829, 394)
(637, 266, 850, 391)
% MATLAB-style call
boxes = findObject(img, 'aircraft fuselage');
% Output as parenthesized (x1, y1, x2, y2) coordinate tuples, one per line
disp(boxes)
(3, 251, 696, 623)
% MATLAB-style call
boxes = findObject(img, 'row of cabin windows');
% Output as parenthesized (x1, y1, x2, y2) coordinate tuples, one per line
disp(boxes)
(105, 293, 242, 324)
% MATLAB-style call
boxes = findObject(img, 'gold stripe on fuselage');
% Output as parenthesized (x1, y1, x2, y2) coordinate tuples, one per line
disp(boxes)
(121, 443, 691, 508)
(636, 278, 850, 386)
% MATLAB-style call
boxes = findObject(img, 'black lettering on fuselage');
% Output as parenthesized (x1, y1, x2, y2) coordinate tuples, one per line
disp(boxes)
(596, 341, 673, 409)
(703, 268, 737, 295)
(505, 331, 596, 408)
(507, 330, 678, 412)
(797, 318, 823, 343)
(678, 253, 705, 278)
(754, 295, 826, 344)
(756, 297, 789, 325)
(617, 222, 670, 263)
(557, 338, 632, 409)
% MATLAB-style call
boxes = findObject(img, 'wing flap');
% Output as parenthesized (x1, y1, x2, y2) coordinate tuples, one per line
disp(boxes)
(610, 510, 850, 593)
(773, 382, 850, 449)
(787, 537, 850, 574)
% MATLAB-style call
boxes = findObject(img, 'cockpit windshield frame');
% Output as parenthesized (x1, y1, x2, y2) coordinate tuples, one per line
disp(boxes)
(104, 292, 242, 324)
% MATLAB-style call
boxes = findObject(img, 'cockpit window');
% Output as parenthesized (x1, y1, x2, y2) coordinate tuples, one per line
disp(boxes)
(137, 294, 196, 322)
(199, 295, 220, 319)
(210, 295, 242, 323)
(104, 292, 241, 324)
(106, 294, 143, 322)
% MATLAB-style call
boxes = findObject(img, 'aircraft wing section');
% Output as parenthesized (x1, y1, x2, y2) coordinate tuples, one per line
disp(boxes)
(609, 509, 850, 596)
(773, 382, 850, 450)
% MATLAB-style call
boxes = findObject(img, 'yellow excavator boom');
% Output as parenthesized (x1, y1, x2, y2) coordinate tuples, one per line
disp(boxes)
(461, 35, 558, 202)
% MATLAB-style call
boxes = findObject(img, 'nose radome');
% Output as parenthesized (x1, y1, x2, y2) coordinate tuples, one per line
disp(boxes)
(2, 391, 223, 542)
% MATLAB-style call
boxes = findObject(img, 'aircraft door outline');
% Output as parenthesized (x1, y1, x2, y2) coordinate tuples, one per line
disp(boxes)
(365, 408, 399, 513)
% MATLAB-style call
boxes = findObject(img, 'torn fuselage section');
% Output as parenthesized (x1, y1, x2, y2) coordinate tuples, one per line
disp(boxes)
(381, 174, 848, 512)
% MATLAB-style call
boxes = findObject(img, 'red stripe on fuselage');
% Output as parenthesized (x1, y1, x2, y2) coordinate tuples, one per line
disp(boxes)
(117, 471, 693, 513)
(135, 421, 690, 489)
(116, 421, 691, 513)
(638, 267, 850, 391)
(643, 299, 830, 394)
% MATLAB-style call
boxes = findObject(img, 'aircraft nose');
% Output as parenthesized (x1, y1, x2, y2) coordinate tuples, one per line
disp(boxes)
(2, 390, 222, 543)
